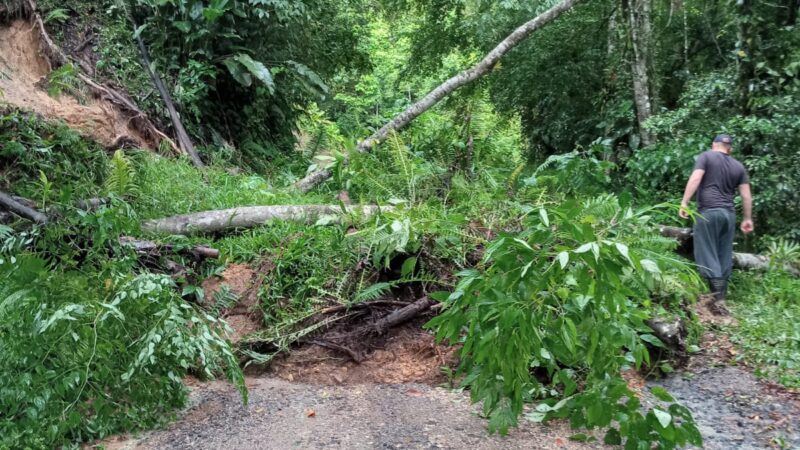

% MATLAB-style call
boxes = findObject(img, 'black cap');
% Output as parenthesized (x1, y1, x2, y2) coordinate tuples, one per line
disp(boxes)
(713, 134, 733, 145)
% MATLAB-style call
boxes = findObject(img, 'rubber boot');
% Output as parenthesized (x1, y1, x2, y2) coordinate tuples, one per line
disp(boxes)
(708, 278, 730, 316)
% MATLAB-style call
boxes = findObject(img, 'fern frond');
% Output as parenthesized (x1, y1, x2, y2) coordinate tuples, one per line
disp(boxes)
(353, 281, 393, 302)
(104, 150, 138, 198)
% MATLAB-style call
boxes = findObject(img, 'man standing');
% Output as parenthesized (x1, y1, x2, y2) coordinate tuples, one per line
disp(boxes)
(679, 134, 754, 315)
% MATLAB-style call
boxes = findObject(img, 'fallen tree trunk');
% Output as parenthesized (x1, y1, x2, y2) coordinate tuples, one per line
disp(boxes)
(660, 225, 798, 275)
(119, 236, 220, 259)
(372, 296, 435, 334)
(0, 191, 48, 224)
(293, 0, 586, 193)
(134, 30, 204, 168)
(142, 204, 390, 235)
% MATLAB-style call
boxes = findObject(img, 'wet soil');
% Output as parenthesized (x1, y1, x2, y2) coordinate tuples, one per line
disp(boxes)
(640, 295, 800, 449)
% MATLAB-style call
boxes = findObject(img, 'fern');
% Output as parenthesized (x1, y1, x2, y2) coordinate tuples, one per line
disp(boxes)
(209, 285, 239, 316)
(44, 8, 70, 24)
(353, 281, 393, 302)
(104, 150, 138, 198)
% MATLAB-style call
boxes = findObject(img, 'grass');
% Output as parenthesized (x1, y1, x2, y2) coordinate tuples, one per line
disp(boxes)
(728, 270, 800, 388)
(133, 153, 332, 220)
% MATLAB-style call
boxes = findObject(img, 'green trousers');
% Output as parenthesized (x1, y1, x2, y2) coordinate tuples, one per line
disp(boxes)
(693, 208, 736, 280)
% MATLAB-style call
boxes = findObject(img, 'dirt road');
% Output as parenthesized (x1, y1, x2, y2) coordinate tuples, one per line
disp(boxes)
(101, 377, 596, 450)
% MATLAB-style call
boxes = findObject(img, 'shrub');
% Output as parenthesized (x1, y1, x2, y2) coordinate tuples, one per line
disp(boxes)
(428, 194, 703, 447)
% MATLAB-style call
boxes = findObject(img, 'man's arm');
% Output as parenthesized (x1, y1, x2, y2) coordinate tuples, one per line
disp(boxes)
(739, 183, 754, 233)
(679, 169, 705, 219)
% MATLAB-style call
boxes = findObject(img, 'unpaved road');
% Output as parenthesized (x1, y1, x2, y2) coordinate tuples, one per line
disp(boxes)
(101, 378, 596, 450)
(98, 362, 800, 450)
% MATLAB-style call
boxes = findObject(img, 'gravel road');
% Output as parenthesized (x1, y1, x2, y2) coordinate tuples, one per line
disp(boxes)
(102, 378, 597, 450)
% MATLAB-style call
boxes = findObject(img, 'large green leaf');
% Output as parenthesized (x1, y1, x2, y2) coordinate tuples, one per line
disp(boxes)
(223, 58, 252, 87)
(234, 54, 275, 94)
(287, 60, 329, 96)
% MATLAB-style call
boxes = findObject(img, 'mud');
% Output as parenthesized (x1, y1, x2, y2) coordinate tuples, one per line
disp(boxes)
(268, 325, 459, 385)
(0, 19, 152, 148)
(201, 262, 264, 343)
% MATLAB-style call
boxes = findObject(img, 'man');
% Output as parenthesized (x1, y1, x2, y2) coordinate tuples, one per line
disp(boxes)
(679, 134, 754, 315)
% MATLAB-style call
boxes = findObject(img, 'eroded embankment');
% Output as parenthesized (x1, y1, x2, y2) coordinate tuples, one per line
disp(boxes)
(0, 19, 157, 148)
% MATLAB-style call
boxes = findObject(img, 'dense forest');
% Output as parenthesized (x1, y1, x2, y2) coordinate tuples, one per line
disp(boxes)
(1, 0, 799, 448)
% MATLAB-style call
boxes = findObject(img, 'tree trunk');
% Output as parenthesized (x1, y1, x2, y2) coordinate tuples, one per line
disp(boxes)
(628, 0, 655, 147)
(0, 191, 48, 224)
(294, 0, 586, 193)
(735, 0, 755, 117)
(142, 204, 390, 235)
(135, 32, 204, 169)
(119, 236, 220, 259)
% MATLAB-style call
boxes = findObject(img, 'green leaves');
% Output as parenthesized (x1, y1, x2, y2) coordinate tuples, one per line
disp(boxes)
(0, 259, 246, 448)
(428, 195, 702, 445)
(235, 54, 276, 94)
(223, 54, 275, 94)
(652, 409, 672, 428)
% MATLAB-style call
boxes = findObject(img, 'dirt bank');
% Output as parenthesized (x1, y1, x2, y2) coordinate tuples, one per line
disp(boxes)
(0, 19, 156, 148)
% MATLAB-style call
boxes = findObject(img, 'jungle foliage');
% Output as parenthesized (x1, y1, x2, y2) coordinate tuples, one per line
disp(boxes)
(2, 0, 799, 447)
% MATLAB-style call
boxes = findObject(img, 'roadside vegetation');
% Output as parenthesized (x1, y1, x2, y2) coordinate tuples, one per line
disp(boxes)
(1, 0, 798, 448)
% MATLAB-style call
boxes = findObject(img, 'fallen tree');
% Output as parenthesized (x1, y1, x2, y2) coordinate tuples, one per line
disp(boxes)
(142, 204, 390, 235)
(0, 191, 48, 224)
(293, 0, 586, 193)
(119, 236, 220, 259)
(659, 225, 798, 275)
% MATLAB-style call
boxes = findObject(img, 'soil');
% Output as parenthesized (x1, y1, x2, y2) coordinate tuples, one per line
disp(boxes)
(267, 323, 459, 385)
(201, 262, 265, 343)
(0, 19, 153, 148)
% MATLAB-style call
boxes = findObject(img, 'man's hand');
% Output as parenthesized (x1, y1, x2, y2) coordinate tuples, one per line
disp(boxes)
(740, 219, 754, 234)
(679, 203, 690, 219)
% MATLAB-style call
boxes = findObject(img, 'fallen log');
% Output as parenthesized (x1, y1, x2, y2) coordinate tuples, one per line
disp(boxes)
(142, 204, 390, 235)
(372, 296, 435, 334)
(119, 236, 220, 259)
(0, 190, 48, 224)
(659, 225, 798, 275)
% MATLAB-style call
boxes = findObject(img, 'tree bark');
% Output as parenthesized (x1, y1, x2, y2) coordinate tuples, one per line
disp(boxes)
(372, 296, 434, 334)
(628, 0, 655, 147)
(294, 0, 586, 193)
(0, 191, 48, 224)
(119, 236, 220, 259)
(135, 32, 204, 168)
(142, 204, 391, 235)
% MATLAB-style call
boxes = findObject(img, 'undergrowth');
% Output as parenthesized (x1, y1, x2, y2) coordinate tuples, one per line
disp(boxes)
(729, 269, 800, 388)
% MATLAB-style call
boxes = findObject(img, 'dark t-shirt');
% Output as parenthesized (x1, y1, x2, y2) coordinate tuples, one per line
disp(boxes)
(693, 151, 749, 212)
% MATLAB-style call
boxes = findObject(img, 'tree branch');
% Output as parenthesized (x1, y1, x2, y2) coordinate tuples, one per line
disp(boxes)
(294, 0, 586, 193)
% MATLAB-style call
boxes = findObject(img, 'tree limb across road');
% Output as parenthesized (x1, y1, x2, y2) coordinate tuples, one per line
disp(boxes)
(659, 225, 798, 276)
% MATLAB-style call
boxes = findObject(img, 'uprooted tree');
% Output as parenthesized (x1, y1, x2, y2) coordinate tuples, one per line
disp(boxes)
(293, 0, 586, 193)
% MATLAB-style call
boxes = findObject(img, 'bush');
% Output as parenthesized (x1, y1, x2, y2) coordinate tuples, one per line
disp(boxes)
(428, 194, 703, 447)
(0, 252, 245, 447)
